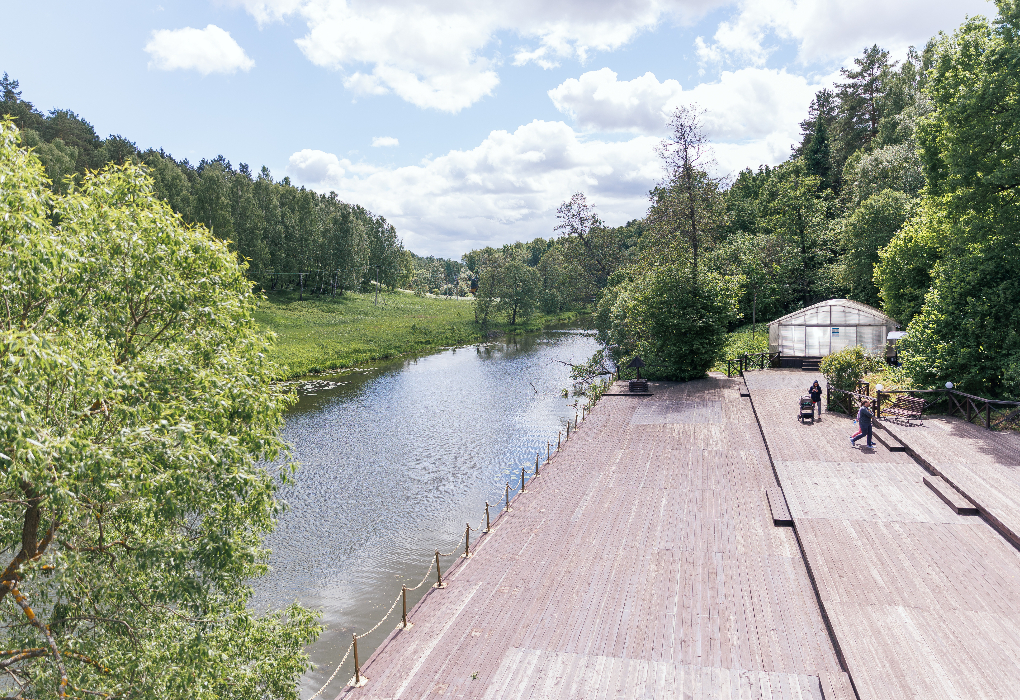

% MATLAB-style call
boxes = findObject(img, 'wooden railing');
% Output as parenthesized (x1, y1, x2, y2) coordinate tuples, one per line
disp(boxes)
(725, 352, 782, 377)
(826, 386, 1020, 430)
(826, 386, 874, 416)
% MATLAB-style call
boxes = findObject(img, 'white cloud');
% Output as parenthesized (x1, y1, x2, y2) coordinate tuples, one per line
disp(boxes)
(372, 137, 399, 147)
(549, 67, 833, 174)
(696, 0, 990, 66)
(232, 0, 728, 111)
(287, 120, 662, 257)
(145, 25, 254, 75)
(550, 69, 684, 133)
(288, 148, 346, 182)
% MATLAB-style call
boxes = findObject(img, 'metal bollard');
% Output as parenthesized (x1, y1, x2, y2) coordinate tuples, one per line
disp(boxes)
(505, 482, 510, 511)
(574, 413, 578, 430)
(521, 466, 527, 492)
(435, 550, 445, 588)
(535, 452, 540, 476)
(547, 441, 550, 462)
(353, 634, 362, 685)
(401, 585, 409, 629)
(485, 502, 490, 532)
(566, 422, 570, 438)
(464, 523, 471, 558)
(558, 431, 561, 449)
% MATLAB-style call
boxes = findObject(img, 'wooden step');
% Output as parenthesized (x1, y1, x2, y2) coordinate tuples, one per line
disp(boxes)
(873, 424, 907, 452)
(766, 487, 793, 525)
(923, 475, 978, 515)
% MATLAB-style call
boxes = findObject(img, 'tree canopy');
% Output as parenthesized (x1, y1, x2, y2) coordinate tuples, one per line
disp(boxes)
(0, 121, 319, 699)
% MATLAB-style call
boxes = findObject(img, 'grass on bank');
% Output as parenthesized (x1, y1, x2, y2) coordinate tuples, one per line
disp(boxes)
(254, 290, 583, 378)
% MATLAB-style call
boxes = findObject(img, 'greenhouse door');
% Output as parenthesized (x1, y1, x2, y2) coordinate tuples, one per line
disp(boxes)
(806, 326, 828, 356)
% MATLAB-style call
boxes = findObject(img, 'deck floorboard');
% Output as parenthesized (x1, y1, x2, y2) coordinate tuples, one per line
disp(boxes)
(336, 377, 847, 699)
(745, 369, 1020, 700)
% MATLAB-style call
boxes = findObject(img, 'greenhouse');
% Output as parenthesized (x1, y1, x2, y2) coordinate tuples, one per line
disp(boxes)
(767, 299, 900, 362)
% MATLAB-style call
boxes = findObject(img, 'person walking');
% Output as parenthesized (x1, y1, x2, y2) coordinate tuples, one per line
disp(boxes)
(850, 398, 874, 448)
(808, 380, 823, 419)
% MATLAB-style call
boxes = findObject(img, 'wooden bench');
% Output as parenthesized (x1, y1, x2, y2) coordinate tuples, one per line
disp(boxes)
(882, 395, 925, 420)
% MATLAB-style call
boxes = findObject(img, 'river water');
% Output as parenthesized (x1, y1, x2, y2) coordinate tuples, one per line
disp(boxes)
(251, 328, 600, 698)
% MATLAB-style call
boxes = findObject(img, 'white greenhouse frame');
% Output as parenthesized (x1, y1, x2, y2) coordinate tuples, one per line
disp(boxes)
(767, 299, 899, 358)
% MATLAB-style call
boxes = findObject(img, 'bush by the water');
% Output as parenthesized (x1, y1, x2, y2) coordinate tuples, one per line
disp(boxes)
(596, 267, 738, 381)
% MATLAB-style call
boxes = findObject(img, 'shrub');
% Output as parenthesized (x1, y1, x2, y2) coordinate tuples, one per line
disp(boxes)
(820, 345, 885, 393)
(596, 266, 738, 381)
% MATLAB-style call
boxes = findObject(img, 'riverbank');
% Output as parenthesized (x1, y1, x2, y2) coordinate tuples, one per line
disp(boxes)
(254, 290, 585, 378)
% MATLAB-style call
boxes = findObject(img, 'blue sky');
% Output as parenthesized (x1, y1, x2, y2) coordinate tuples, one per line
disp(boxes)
(2, 0, 990, 257)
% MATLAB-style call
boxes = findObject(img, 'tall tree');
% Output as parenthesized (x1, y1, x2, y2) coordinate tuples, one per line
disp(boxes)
(650, 106, 724, 288)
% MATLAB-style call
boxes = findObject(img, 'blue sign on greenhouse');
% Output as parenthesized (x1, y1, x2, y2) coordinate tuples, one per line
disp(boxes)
(831, 327, 840, 336)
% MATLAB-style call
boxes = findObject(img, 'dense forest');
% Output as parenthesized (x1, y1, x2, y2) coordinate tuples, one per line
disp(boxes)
(0, 73, 410, 294)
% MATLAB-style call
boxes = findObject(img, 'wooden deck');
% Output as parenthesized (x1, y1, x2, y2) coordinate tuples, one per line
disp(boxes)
(745, 370, 1020, 700)
(336, 377, 853, 699)
(881, 414, 1020, 548)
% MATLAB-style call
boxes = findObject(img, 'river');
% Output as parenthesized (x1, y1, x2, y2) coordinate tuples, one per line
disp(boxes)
(251, 328, 601, 698)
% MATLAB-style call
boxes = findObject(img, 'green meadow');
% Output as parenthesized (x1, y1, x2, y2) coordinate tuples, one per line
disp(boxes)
(255, 290, 582, 378)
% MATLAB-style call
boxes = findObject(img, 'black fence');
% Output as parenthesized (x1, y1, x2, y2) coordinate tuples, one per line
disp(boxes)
(725, 352, 782, 378)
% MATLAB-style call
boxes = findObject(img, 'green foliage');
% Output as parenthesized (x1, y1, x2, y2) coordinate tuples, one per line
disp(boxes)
(0, 75, 408, 295)
(873, 198, 949, 324)
(820, 345, 885, 393)
(710, 325, 770, 372)
(834, 189, 914, 307)
(597, 267, 738, 381)
(899, 233, 1020, 398)
(256, 290, 579, 378)
(0, 121, 319, 698)
(882, 1, 1020, 398)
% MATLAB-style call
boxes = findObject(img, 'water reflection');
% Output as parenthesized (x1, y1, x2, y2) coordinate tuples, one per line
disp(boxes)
(252, 329, 599, 697)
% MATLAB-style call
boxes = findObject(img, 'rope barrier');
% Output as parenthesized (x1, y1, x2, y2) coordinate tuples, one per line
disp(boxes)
(307, 641, 354, 700)
(357, 590, 403, 638)
(303, 412, 604, 699)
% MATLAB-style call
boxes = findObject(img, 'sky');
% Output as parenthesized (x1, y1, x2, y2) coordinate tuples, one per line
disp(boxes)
(1, 0, 991, 258)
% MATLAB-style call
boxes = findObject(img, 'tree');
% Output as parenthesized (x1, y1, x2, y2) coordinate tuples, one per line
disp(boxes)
(835, 189, 914, 307)
(834, 45, 892, 168)
(595, 267, 737, 381)
(652, 106, 723, 287)
(496, 260, 541, 324)
(890, 1, 1020, 396)
(554, 193, 624, 301)
(803, 114, 832, 190)
(0, 121, 319, 699)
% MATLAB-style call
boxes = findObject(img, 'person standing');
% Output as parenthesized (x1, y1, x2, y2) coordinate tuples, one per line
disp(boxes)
(808, 380, 823, 419)
(850, 399, 874, 448)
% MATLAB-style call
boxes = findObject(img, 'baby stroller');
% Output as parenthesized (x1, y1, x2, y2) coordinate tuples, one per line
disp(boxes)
(799, 395, 815, 423)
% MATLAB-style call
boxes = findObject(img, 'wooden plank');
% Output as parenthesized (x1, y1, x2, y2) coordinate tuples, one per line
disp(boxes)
(766, 487, 793, 526)
(923, 475, 979, 516)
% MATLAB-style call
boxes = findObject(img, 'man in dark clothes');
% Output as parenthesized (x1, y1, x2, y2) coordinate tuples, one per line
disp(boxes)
(808, 380, 823, 419)
(850, 398, 874, 448)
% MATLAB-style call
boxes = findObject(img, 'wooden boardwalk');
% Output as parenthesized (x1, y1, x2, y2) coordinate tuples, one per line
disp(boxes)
(336, 377, 853, 699)
(881, 414, 1020, 548)
(745, 370, 1020, 700)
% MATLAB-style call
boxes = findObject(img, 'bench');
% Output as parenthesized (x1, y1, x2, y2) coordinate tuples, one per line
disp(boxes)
(882, 395, 925, 420)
